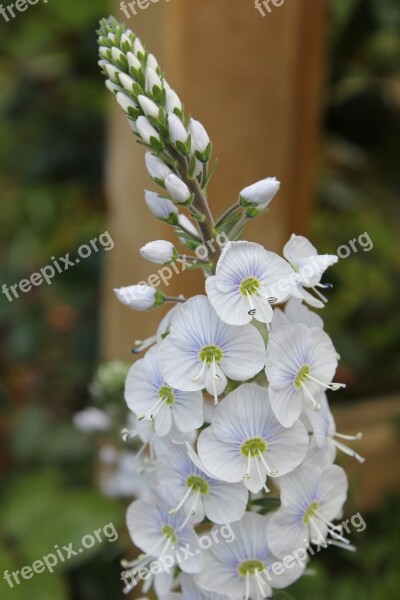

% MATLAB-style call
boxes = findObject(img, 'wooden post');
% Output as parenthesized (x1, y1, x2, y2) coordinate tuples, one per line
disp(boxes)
(101, 0, 326, 359)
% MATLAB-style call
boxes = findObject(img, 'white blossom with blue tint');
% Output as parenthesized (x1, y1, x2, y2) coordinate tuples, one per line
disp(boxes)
(198, 384, 309, 494)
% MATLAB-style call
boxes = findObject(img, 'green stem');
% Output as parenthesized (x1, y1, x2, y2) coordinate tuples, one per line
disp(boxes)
(229, 214, 248, 240)
(216, 204, 241, 228)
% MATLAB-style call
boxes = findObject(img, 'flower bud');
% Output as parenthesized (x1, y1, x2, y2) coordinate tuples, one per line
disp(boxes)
(145, 152, 172, 182)
(138, 95, 159, 119)
(168, 113, 188, 146)
(140, 241, 178, 265)
(189, 119, 210, 154)
(136, 116, 161, 145)
(239, 177, 281, 209)
(119, 72, 135, 93)
(133, 37, 145, 58)
(127, 51, 141, 72)
(99, 46, 110, 59)
(111, 46, 124, 63)
(146, 53, 159, 70)
(104, 63, 121, 82)
(165, 89, 182, 114)
(116, 92, 138, 116)
(105, 79, 121, 94)
(165, 173, 191, 204)
(145, 67, 163, 95)
(114, 284, 164, 311)
(145, 190, 178, 223)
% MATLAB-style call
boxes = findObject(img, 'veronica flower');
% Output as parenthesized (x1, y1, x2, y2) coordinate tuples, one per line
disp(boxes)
(239, 177, 280, 210)
(283, 234, 338, 308)
(198, 384, 309, 494)
(124, 494, 202, 594)
(114, 284, 165, 311)
(302, 394, 365, 466)
(197, 512, 304, 600)
(162, 573, 230, 600)
(265, 323, 345, 427)
(267, 464, 350, 558)
(125, 345, 203, 436)
(156, 440, 248, 527)
(205, 241, 293, 327)
(271, 297, 323, 331)
(159, 296, 265, 404)
(145, 190, 178, 224)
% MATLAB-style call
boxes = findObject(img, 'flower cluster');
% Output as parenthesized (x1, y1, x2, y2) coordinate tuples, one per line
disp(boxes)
(97, 17, 364, 599)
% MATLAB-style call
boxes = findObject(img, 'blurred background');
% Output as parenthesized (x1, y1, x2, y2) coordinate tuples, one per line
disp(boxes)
(0, 0, 399, 599)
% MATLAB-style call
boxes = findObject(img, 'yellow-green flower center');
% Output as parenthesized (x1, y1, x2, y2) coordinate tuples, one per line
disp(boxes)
(198, 345, 223, 365)
(239, 277, 260, 296)
(302, 501, 319, 525)
(186, 475, 209, 495)
(238, 559, 265, 576)
(161, 525, 177, 544)
(158, 385, 175, 405)
(240, 437, 267, 457)
(294, 365, 310, 389)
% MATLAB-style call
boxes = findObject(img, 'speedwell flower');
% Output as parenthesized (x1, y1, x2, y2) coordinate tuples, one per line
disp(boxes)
(125, 345, 203, 436)
(205, 241, 293, 327)
(197, 384, 309, 494)
(265, 323, 345, 427)
(159, 296, 265, 404)
(267, 464, 350, 558)
(283, 234, 338, 308)
(156, 440, 248, 527)
(197, 512, 304, 600)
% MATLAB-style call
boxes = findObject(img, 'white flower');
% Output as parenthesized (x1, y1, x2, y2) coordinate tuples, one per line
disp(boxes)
(283, 234, 338, 308)
(104, 63, 121, 81)
(197, 512, 305, 600)
(265, 323, 345, 427)
(118, 72, 135, 93)
(140, 241, 178, 265)
(165, 88, 182, 114)
(239, 177, 280, 210)
(156, 440, 248, 526)
(116, 92, 138, 115)
(165, 173, 191, 204)
(145, 152, 173, 182)
(205, 241, 294, 327)
(168, 113, 188, 145)
(126, 494, 203, 575)
(138, 94, 160, 118)
(73, 407, 110, 432)
(159, 296, 266, 404)
(267, 465, 350, 557)
(145, 66, 163, 94)
(125, 345, 203, 437)
(271, 297, 324, 331)
(145, 190, 178, 223)
(127, 51, 141, 71)
(302, 394, 364, 466)
(136, 116, 161, 145)
(198, 384, 309, 493)
(189, 119, 210, 154)
(114, 284, 164, 311)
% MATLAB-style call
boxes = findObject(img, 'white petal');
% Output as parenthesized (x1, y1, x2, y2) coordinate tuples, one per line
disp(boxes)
(197, 427, 246, 483)
(173, 390, 204, 432)
(126, 499, 163, 554)
(159, 337, 203, 391)
(205, 482, 248, 524)
(283, 234, 318, 262)
(206, 275, 251, 326)
(267, 508, 308, 558)
(268, 386, 302, 428)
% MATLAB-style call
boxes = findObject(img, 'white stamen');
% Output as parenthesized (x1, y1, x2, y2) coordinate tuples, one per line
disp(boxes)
(328, 539, 357, 552)
(244, 454, 252, 480)
(332, 438, 365, 463)
(212, 358, 220, 405)
(178, 491, 200, 530)
(245, 572, 250, 600)
(255, 454, 270, 493)
(301, 381, 321, 411)
(169, 486, 193, 514)
(334, 431, 362, 441)
(258, 450, 278, 477)
(305, 373, 346, 391)
(312, 286, 328, 303)
(192, 359, 207, 383)
(245, 291, 256, 316)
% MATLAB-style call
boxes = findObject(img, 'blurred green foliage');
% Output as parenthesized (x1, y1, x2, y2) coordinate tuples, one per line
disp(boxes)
(314, 0, 400, 399)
